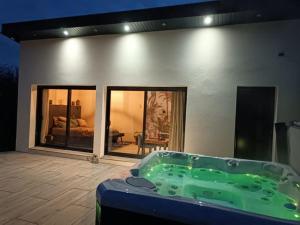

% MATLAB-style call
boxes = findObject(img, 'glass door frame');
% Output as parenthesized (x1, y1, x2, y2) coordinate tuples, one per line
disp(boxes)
(104, 86, 188, 158)
(35, 85, 96, 153)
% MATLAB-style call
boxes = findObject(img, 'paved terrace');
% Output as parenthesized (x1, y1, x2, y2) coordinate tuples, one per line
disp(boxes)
(0, 152, 134, 225)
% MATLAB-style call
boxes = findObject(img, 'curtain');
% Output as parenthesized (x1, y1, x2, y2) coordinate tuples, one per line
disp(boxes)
(40, 89, 50, 144)
(169, 91, 186, 152)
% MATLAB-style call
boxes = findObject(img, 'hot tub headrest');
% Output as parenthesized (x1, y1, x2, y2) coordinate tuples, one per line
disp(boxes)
(126, 177, 156, 189)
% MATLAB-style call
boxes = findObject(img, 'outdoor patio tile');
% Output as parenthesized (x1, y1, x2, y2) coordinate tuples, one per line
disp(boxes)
(3, 219, 36, 225)
(41, 205, 92, 225)
(0, 152, 129, 224)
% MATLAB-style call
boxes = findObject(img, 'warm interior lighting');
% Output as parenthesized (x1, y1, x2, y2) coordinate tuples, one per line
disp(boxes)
(124, 25, 130, 32)
(203, 16, 213, 25)
(63, 30, 69, 36)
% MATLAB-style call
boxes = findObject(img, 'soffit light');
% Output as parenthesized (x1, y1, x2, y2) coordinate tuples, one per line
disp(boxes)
(63, 30, 69, 36)
(203, 16, 213, 25)
(124, 25, 130, 32)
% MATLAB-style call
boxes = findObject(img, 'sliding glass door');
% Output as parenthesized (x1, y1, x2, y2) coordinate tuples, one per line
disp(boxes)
(105, 87, 187, 158)
(39, 89, 68, 147)
(106, 90, 145, 156)
(36, 86, 96, 152)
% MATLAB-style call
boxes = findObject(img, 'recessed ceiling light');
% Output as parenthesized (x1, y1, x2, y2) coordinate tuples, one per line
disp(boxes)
(203, 16, 213, 25)
(63, 30, 69, 36)
(124, 25, 130, 32)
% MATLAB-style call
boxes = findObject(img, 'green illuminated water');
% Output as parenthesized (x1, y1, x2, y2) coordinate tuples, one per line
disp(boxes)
(141, 163, 300, 221)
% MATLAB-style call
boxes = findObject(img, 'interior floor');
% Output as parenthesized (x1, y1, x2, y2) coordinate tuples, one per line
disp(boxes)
(110, 143, 169, 156)
(110, 144, 152, 156)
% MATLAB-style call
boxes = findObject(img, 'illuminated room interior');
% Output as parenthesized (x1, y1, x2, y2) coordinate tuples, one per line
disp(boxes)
(106, 89, 186, 157)
(38, 88, 96, 151)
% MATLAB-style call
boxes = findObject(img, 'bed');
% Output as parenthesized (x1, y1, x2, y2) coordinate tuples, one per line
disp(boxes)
(46, 104, 94, 150)
(51, 127, 94, 137)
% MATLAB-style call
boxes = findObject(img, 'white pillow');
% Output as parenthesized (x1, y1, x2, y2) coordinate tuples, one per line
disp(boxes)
(77, 119, 88, 127)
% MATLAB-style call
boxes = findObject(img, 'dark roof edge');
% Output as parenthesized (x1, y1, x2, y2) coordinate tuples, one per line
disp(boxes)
(2, 1, 221, 33)
(2, 0, 300, 42)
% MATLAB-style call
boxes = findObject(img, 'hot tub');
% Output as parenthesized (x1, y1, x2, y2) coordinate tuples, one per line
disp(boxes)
(96, 151, 300, 225)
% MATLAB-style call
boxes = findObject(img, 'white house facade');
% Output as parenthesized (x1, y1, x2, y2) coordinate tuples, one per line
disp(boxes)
(2, 1, 300, 160)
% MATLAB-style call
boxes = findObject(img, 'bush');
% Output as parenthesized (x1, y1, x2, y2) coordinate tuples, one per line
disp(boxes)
(0, 65, 18, 151)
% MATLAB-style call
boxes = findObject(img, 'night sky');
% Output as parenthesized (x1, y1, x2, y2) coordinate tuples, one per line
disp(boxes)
(0, 0, 205, 67)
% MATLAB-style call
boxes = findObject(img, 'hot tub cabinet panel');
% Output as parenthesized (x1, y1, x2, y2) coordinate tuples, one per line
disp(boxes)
(96, 151, 300, 225)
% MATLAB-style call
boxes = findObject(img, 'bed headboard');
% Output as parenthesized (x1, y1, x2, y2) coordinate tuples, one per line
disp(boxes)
(48, 104, 81, 129)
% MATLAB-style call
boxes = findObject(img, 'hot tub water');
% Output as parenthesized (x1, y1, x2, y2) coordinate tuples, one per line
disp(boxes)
(140, 163, 300, 221)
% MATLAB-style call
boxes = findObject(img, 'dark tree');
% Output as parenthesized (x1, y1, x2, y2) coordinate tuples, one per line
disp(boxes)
(0, 65, 18, 151)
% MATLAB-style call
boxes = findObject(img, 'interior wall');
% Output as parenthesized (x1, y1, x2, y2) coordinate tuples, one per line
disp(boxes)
(48, 89, 68, 105)
(110, 91, 144, 142)
(47, 89, 96, 127)
(17, 20, 300, 157)
(71, 90, 96, 127)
